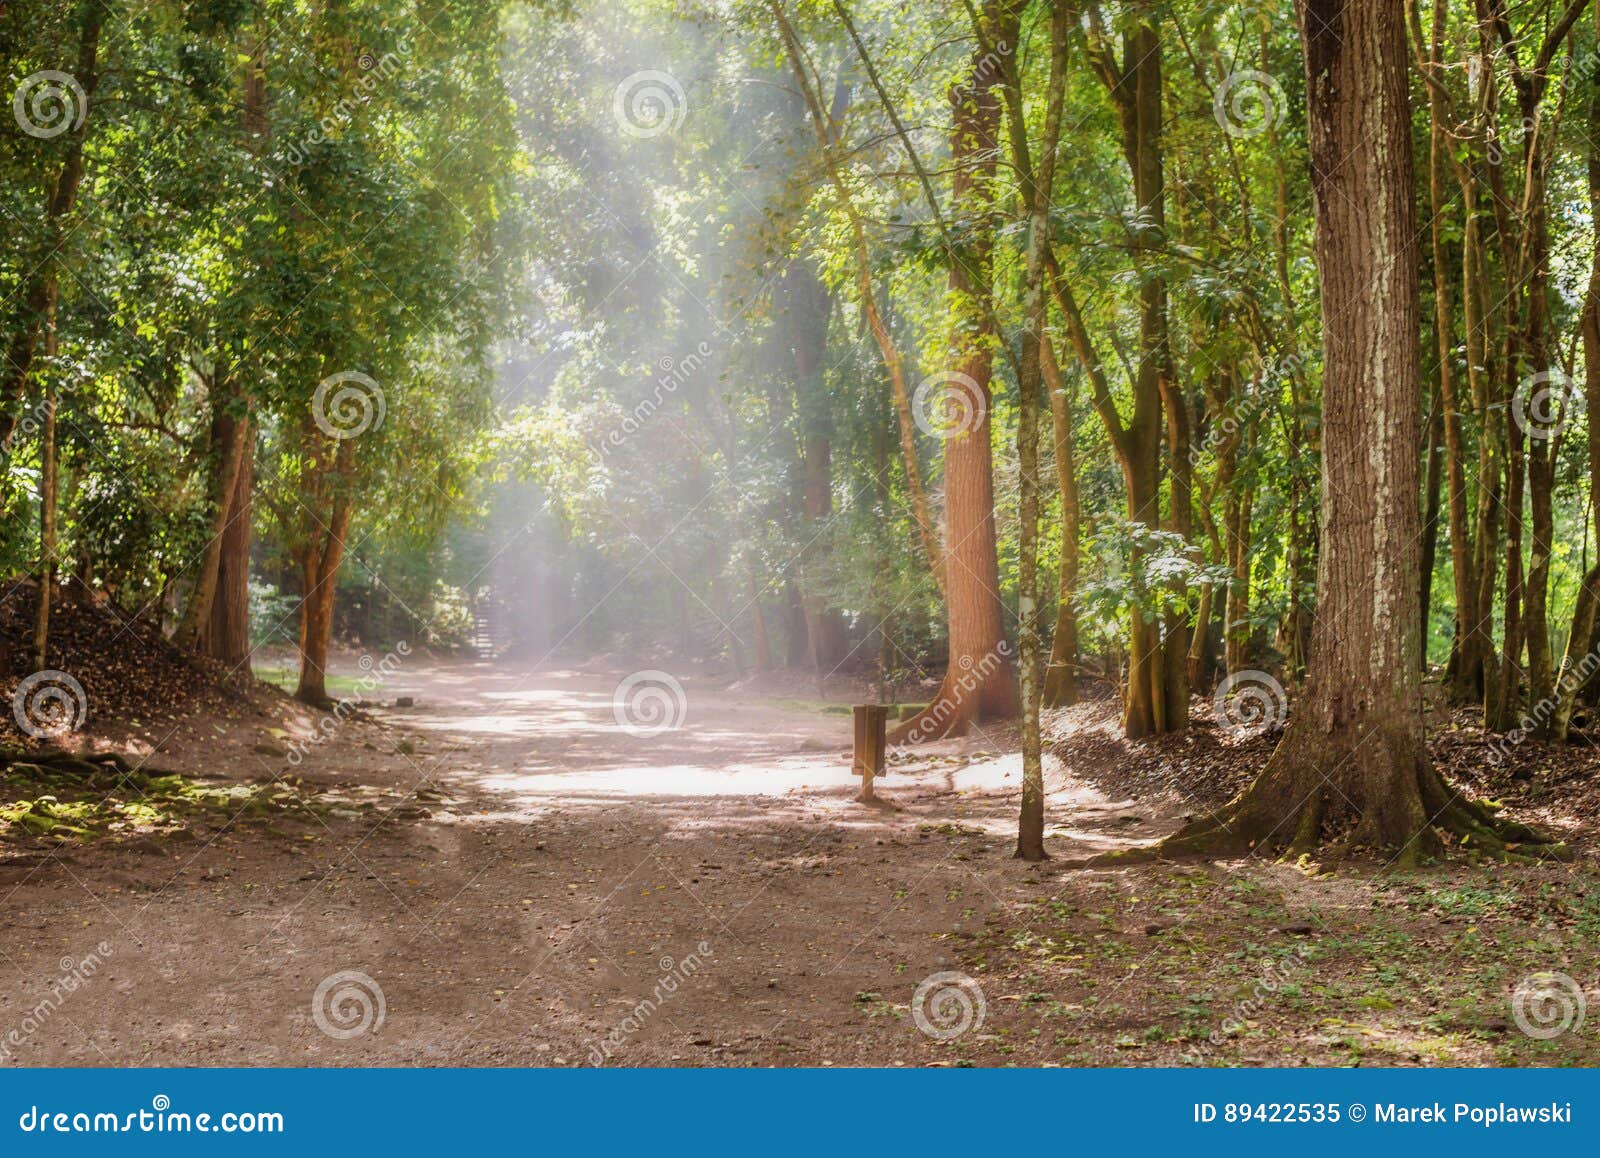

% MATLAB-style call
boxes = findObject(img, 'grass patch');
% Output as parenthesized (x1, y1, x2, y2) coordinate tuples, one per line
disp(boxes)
(252, 665, 366, 696)
(959, 864, 1600, 1067)
(1, 751, 329, 846)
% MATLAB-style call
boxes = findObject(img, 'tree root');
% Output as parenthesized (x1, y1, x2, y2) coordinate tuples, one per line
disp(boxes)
(886, 653, 1021, 745)
(1429, 798, 1570, 863)
(887, 700, 966, 745)
(1069, 798, 1567, 869)
(1066, 725, 1570, 869)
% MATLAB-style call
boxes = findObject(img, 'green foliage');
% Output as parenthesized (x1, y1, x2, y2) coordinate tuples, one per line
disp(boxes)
(7, 0, 1600, 705)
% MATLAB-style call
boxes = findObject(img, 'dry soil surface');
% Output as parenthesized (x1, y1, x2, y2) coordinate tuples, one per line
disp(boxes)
(0, 660, 1175, 1066)
(3, 660, 1596, 1068)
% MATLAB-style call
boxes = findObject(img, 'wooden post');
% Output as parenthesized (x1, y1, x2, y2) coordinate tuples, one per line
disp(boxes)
(852, 704, 887, 803)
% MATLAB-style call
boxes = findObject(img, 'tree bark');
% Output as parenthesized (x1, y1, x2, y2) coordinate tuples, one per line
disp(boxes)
(894, 4, 1018, 741)
(208, 410, 254, 666)
(173, 388, 250, 651)
(294, 425, 356, 707)
(1097, 0, 1564, 865)
(1013, 0, 1069, 860)
(1042, 339, 1080, 708)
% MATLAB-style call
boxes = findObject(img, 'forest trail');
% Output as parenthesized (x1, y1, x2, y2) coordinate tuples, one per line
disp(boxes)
(1, 661, 1169, 1066)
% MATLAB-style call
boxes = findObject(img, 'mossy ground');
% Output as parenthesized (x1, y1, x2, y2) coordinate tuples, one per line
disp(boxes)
(935, 859, 1600, 1066)
(0, 753, 330, 846)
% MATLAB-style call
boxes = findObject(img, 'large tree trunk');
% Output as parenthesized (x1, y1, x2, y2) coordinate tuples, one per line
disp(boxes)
(172, 388, 250, 650)
(294, 502, 352, 707)
(894, 14, 1017, 741)
(294, 432, 356, 708)
(1123, 16, 1182, 737)
(1103, 0, 1563, 865)
(206, 39, 268, 671)
(208, 411, 254, 666)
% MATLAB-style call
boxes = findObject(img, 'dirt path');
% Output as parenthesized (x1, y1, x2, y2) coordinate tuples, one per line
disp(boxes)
(0, 660, 1165, 1066)
(6, 660, 1596, 1068)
